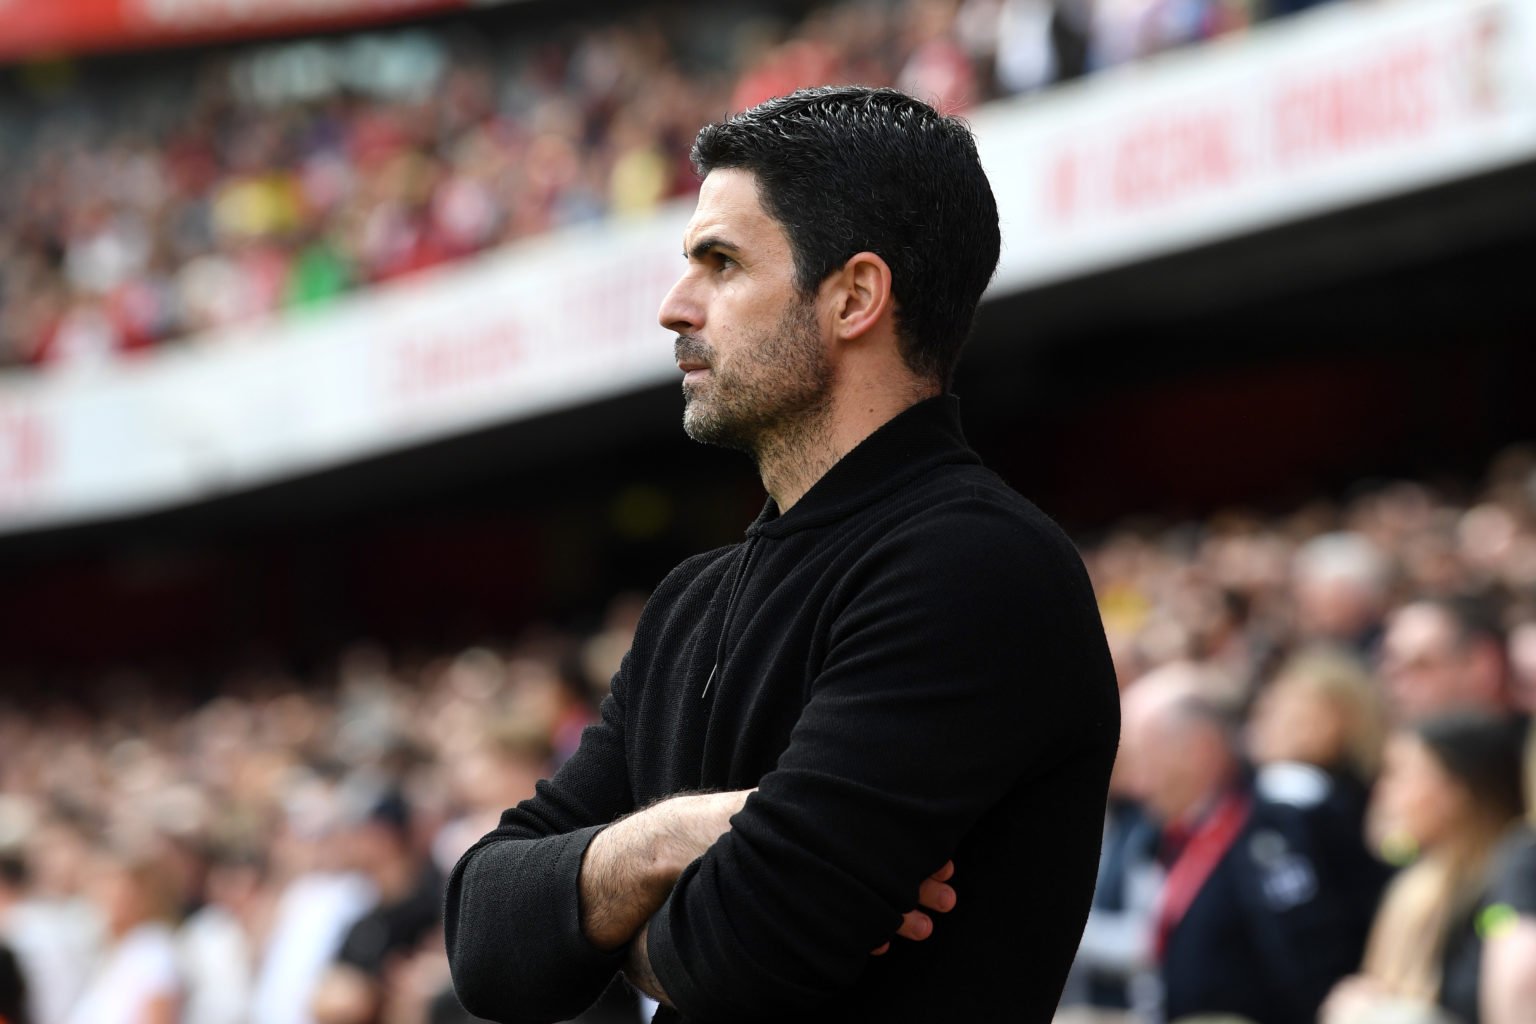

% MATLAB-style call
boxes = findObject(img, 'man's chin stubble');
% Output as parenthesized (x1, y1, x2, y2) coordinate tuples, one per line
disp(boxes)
(682, 390, 755, 455)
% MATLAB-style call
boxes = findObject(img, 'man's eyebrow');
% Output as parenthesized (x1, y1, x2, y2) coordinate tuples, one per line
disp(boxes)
(684, 236, 740, 261)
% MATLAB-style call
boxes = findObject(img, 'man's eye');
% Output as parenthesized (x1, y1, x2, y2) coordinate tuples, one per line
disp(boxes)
(716, 255, 736, 270)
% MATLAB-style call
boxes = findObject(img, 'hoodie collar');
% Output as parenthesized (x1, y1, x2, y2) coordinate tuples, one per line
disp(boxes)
(745, 394, 979, 539)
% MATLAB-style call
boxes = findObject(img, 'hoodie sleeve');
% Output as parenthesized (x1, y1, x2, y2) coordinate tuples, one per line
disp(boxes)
(444, 662, 635, 1024)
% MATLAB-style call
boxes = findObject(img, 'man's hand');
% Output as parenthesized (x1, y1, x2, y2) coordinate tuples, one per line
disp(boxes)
(624, 921, 671, 1008)
(580, 789, 754, 951)
(871, 860, 956, 956)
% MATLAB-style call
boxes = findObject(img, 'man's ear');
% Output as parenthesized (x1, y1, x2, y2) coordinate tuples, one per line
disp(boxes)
(827, 251, 895, 342)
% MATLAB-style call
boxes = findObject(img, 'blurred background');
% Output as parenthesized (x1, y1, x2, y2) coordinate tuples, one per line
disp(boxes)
(1, 1, 1534, 1023)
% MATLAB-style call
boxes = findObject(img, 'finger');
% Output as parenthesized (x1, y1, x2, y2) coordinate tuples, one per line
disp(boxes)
(894, 909, 933, 942)
(930, 860, 955, 883)
(870, 942, 890, 956)
(917, 876, 956, 913)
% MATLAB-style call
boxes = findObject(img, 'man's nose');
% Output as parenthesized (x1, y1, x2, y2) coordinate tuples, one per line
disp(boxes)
(658, 273, 702, 335)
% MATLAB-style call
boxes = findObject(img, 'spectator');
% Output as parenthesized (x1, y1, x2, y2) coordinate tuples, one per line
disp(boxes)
(0, 943, 27, 1024)
(1248, 647, 1395, 977)
(1248, 646, 1386, 795)
(897, 0, 980, 110)
(431, 718, 552, 876)
(1505, 618, 1536, 714)
(1144, 695, 1376, 1024)
(1293, 531, 1392, 651)
(1479, 722, 1536, 1024)
(982, 0, 1094, 94)
(1066, 664, 1202, 1017)
(1380, 596, 1510, 723)
(0, 849, 35, 1024)
(178, 843, 264, 1024)
(251, 772, 376, 1024)
(0, 834, 38, 1024)
(7, 811, 101, 1024)
(1325, 712, 1528, 1024)
(64, 845, 182, 1024)
(311, 790, 442, 1024)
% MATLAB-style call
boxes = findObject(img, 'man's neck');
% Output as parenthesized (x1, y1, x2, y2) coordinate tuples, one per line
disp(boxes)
(757, 382, 939, 512)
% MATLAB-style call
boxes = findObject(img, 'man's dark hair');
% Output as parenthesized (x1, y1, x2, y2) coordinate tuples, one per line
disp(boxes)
(691, 86, 1001, 386)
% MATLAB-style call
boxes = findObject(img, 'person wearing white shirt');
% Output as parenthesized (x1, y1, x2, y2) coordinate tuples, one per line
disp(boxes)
(65, 848, 182, 1024)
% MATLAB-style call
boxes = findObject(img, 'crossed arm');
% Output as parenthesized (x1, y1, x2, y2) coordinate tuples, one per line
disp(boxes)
(577, 788, 957, 1006)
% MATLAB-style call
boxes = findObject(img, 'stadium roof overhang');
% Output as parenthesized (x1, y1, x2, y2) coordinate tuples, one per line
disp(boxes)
(0, 0, 522, 63)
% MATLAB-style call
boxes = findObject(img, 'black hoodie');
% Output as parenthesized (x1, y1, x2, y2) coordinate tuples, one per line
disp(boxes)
(446, 395, 1120, 1024)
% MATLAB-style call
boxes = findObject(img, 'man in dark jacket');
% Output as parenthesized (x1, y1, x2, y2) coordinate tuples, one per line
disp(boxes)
(445, 86, 1120, 1024)
(1143, 696, 1385, 1024)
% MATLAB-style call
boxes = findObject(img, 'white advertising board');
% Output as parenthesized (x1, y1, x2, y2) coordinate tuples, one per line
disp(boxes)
(0, 209, 690, 532)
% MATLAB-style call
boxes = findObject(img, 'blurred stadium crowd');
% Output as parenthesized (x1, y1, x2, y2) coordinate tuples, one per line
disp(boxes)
(1, 449, 1534, 1024)
(0, 597, 649, 1024)
(1, 0, 1341, 371)
(3, 1, 1532, 1023)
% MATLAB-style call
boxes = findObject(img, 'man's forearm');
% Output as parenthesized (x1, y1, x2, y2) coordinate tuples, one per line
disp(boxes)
(579, 789, 752, 951)
(616, 849, 958, 1010)
(578, 810, 678, 951)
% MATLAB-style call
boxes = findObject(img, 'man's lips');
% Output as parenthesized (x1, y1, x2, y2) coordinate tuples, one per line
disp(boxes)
(675, 333, 712, 382)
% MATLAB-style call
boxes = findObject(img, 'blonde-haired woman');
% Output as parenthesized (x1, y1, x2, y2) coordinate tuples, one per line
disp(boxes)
(1247, 647, 1394, 1003)
(1322, 712, 1527, 1024)
(65, 846, 182, 1024)
(1247, 646, 1387, 785)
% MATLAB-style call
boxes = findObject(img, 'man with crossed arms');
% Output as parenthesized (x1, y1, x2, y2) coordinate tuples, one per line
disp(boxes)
(446, 86, 1120, 1024)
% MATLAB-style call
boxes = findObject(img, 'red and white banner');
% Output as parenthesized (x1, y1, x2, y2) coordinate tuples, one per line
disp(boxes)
(975, 0, 1536, 291)
(0, 400, 49, 514)
(0, 0, 493, 61)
